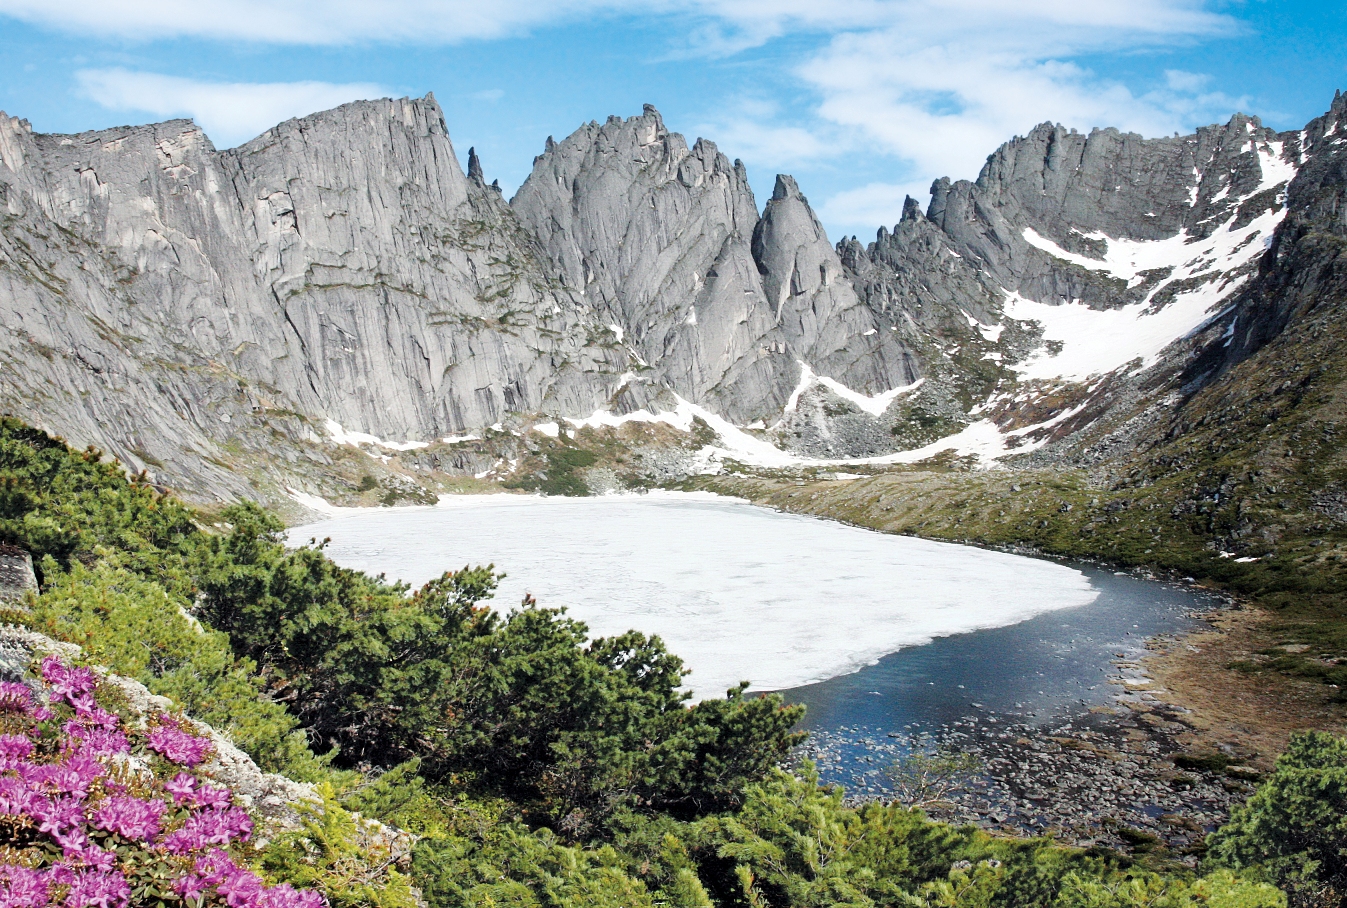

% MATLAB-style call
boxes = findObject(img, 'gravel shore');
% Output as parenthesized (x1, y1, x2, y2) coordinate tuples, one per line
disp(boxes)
(793, 641, 1259, 860)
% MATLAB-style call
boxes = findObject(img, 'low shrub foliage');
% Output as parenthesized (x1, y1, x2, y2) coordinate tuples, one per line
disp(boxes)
(0, 416, 1329, 907)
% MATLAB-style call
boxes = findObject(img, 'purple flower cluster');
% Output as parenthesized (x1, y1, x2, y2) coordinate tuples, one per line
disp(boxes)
(0, 682, 32, 713)
(40, 659, 96, 705)
(92, 797, 164, 842)
(166, 774, 232, 809)
(162, 807, 254, 854)
(147, 720, 213, 768)
(178, 852, 323, 908)
(0, 657, 326, 908)
(0, 867, 47, 908)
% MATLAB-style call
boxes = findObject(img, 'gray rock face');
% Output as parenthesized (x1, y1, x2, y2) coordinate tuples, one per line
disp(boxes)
(752, 176, 916, 399)
(0, 544, 35, 603)
(922, 114, 1298, 310)
(0, 97, 626, 496)
(512, 107, 914, 425)
(0, 91, 1338, 499)
(1214, 91, 1347, 373)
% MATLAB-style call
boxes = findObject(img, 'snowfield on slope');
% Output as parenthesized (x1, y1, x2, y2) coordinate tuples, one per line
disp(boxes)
(291, 492, 1100, 699)
(1011, 139, 1296, 382)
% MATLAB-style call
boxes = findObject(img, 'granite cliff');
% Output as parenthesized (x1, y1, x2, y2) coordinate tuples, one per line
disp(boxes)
(0, 91, 1341, 503)
(0, 96, 625, 498)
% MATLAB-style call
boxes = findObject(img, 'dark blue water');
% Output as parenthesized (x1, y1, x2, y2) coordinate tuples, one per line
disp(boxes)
(775, 565, 1219, 789)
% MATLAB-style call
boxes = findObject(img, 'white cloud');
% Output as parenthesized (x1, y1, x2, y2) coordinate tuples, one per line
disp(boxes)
(1165, 69, 1211, 92)
(693, 98, 835, 176)
(819, 182, 926, 237)
(75, 69, 390, 148)
(3, 0, 589, 43)
(798, 4, 1241, 189)
(1, 0, 1231, 46)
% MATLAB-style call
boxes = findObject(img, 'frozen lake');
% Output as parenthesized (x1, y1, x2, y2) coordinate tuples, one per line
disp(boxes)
(290, 492, 1102, 699)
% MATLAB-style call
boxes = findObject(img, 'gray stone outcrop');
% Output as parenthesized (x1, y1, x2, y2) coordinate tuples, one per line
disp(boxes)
(0, 545, 36, 603)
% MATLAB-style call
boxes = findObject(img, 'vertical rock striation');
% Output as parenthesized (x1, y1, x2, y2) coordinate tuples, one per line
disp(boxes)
(0, 97, 625, 496)
(512, 106, 914, 425)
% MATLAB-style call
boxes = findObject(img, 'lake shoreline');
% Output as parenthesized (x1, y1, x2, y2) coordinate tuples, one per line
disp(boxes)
(791, 613, 1262, 860)
(292, 485, 1343, 855)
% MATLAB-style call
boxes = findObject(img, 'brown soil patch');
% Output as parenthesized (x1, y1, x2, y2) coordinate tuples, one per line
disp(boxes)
(1145, 607, 1347, 769)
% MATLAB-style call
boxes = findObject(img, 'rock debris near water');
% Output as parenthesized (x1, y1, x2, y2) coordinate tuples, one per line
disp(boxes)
(794, 667, 1253, 859)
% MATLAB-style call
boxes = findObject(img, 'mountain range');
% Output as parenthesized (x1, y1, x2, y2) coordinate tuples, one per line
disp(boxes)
(1, 90, 1344, 509)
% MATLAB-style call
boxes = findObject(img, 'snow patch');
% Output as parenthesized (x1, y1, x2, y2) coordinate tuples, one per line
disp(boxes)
(782, 362, 924, 418)
(532, 421, 560, 438)
(965, 312, 1004, 342)
(607, 323, 624, 342)
(1010, 167, 1295, 382)
(324, 419, 429, 452)
(568, 396, 802, 468)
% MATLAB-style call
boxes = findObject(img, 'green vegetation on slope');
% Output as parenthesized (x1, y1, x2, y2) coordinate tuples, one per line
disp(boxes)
(2, 414, 1343, 907)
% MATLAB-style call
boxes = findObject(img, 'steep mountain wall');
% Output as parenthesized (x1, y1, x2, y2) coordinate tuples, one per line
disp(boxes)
(512, 107, 915, 425)
(0, 91, 1341, 501)
(0, 97, 625, 496)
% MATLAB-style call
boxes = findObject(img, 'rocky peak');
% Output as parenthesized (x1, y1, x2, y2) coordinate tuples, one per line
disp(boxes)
(770, 174, 804, 202)
(918, 110, 1302, 312)
(512, 105, 777, 416)
(754, 173, 836, 311)
(0, 94, 622, 497)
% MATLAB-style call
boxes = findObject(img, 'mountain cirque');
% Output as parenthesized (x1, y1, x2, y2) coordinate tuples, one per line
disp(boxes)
(0, 90, 1338, 502)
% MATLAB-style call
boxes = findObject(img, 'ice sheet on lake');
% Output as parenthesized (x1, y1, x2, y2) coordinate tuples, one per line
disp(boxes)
(290, 493, 1100, 699)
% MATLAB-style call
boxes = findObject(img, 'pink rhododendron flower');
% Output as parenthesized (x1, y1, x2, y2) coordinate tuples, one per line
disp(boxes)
(68, 707, 118, 733)
(92, 797, 164, 842)
(162, 807, 253, 853)
(31, 796, 83, 836)
(40, 660, 96, 706)
(165, 773, 197, 805)
(260, 884, 326, 908)
(193, 851, 237, 886)
(0, 682, 32, 713)
(63, 727, 128, 760)
(63, 870, 129, 908)
(24, 757, 103, 799)
(217, 868, 264, 908)
(0, 778, 41, 817)
(146, 721, 212, 767)
(173, 874, 208, 901)
(63, 844, 117, 872)
(0, 733, 33, 770)
(193, 783, 232, 810)
(0, 865, 50, 908)
(53, 828, 89, 852)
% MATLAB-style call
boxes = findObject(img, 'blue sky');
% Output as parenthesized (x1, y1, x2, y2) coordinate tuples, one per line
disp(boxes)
(0, 0, 1343, 241)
